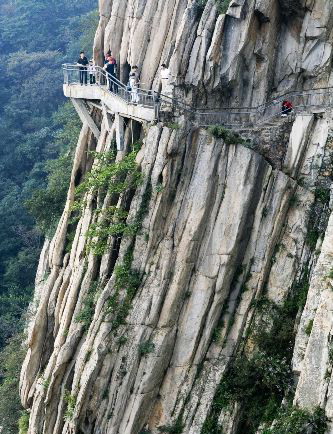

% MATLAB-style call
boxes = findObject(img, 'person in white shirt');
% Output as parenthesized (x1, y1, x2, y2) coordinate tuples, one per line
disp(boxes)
(129, 66, 140, 104)
(160, 63, 173, 98)
(88, 59, 96, 85)
(159, 63, 175, 112)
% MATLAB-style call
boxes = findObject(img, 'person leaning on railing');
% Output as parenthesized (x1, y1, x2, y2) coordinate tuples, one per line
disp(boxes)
(103, 55, 118, 93)
(77, 51, 89, 85)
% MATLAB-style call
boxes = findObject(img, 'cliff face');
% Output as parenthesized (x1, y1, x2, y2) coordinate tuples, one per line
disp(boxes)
(94, 0, 333, 107)
(20, 1, 333, 434)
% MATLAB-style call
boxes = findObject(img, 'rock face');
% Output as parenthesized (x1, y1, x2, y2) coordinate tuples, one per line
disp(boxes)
(94, 0, 333, 107)
(20, 1, 333, 433)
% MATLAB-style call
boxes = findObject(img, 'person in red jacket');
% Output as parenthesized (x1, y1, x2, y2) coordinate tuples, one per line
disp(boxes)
(281, 100, 293, 117)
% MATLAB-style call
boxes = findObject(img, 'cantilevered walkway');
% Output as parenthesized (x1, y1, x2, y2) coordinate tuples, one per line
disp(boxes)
(63, 64, 333, 142)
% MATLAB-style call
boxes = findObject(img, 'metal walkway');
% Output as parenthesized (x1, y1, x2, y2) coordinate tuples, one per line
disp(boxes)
(63, 65, 333, 129)
(196, 89, 332, 127)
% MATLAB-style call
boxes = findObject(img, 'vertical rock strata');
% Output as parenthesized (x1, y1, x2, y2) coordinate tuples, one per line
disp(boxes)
(20, 0, 333, 433)
(94, 0, 333, 106)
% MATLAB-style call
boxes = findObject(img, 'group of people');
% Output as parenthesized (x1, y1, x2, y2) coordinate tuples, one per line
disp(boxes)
(127, 64, 173, 105)
(77, 51, 96, 85)
(76, 50, 173, 106)
(77, 50, 120, 91)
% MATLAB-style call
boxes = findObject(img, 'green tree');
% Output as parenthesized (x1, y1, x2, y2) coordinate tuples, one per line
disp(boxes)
(0, 335, 26, 433)
(0, 0, 98, 429)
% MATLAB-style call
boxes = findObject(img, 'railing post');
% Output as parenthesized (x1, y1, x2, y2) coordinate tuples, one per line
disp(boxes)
(171, 86, 175, 114)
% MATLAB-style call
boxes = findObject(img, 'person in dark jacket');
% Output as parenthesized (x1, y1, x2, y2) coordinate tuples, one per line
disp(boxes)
(103, 58, 118, 93)
(104, 49, 112, 64)
(77, 51, 89, 85)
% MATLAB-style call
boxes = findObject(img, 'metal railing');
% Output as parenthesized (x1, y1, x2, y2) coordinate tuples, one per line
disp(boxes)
(63, 64, 161, 110)
(196, 88, 333, 127)
(63, 65, 333, 128)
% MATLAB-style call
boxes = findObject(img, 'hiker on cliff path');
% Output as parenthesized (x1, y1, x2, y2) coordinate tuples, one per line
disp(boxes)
(77, 51, 89, 85)
(160, 63, 174, 112)
(104, 57, 118, 93)
(160, 64, 173, 98)
(104, 49, 112, 64)
(88, 59, 96, 85)
(129, 66, 140, 104)
(281, 100, 293, 116)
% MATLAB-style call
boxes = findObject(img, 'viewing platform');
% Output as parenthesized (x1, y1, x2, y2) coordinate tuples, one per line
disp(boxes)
(63, 82, 156, 123)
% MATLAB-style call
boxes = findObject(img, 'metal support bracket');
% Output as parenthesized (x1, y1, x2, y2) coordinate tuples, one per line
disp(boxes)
(115, 113, 125, 151)
(71, 98, 100, 140)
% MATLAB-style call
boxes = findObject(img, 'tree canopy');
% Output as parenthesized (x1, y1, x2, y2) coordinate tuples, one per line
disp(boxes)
(0, 0, 98, 431)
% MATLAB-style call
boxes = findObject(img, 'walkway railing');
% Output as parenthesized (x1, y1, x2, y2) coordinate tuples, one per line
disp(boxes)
(63, 65, 333, 128)
(63, 64, 160, 110)
(197, 88, 333, 127)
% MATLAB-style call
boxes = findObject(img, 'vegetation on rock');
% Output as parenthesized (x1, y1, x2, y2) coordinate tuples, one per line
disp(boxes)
(262, 405, 327, 434)
(73, 146, 143, 256)
(64, 390, 77, 422)
(75, 280, 101, 330)
(305, 319, 314, 336)
(158, 418, 184, 434)
(207, 125, 244, 145)
(197, 0, 230, 14)
(18, 411, 30, 434)
(202, 263, 313, 434)
(0, 335, 26, 433)
(138, 341, 155, 357)
(106, 247, 142, 329)
(0, 0, 97, 429)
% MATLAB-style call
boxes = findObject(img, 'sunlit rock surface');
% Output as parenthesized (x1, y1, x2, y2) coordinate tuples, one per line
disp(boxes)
(20, 0, 333, 433)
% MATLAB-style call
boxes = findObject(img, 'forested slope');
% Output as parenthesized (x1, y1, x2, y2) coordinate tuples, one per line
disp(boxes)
(0, 1, 98, 431)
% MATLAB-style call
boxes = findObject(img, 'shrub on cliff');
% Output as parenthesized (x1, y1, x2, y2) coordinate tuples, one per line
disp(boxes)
(18, 411, 29, 434)
(208, 125, 244, 145)
(262, 405, 327, 434)
(0, 335, 26, 433)
(197, 0, 230, 15)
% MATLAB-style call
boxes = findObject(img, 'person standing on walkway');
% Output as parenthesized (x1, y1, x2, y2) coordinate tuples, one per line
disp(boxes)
(104, 58, 117, 93)
(104, 50, 112, 64)
(281, 100, 293, 117)
(160, 63, 174, 111)
(88, 59, 96, 85)
(160, 64, 173, 98)
(77, 51, 89, 85)
(100, 51, 111, 85)
(109, 53, 118, 85)
(110, 55, 118, 94)
(129, 66, 140, 104)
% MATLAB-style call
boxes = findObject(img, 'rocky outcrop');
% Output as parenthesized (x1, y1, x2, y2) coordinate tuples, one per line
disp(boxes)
(19, 110, 333, 433)
(93, 0, 333, 108)
(20, 0, 333, 433)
